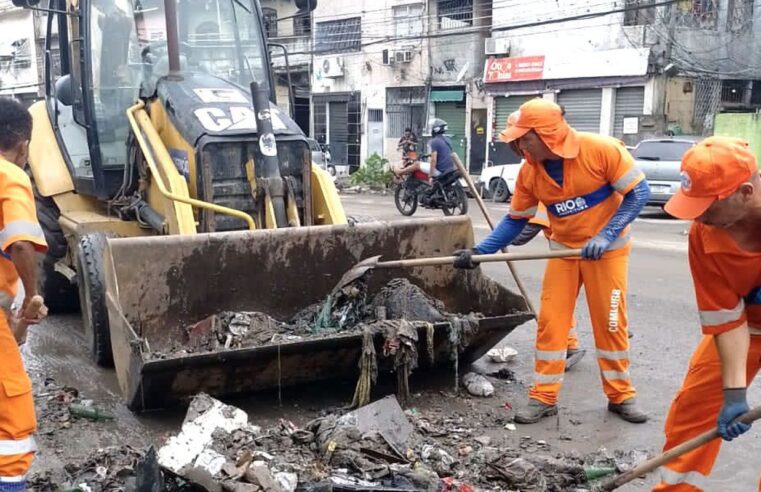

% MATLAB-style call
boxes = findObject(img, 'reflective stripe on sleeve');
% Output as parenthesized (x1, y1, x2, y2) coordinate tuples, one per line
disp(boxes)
(612, 168, 643, 192)
(0, 221, 45, 246)
(508, 206, 538, 218)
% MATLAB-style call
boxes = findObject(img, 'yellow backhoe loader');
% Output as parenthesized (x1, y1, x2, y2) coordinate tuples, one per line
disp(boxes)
(17, 0, 531, 410)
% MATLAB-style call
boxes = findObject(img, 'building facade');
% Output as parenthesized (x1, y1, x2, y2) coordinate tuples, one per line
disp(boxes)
(484, 0, 761, 166)
(0, 0, 41, 105)
(310, 0, 490, 172)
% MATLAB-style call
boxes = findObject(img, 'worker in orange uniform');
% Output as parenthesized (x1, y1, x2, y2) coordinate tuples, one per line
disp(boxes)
(512, 203, 586, 370)
(0, 97, 49, 491)
(653, 137, 761, 491)
(454, 98, 650, 424)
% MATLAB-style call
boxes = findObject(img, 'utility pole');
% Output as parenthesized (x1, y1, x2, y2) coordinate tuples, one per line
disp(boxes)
(660, 0, 676, 134)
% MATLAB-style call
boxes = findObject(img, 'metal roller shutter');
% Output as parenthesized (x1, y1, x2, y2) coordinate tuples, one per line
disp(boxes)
(494, 95, 536, 130)
(329, 102, 348, 165)
(613, 87, 645, 138)
(435, 102, 467, 162)
(557, 89, 603, 133)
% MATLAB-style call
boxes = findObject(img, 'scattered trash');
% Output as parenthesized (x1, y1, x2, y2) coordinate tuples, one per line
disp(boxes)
(68, 403, 115, 422)
(505, 423, 517, 431)
(487, 346, 518, 363)
(462, 372, 494, 397)
(474, 435, 491, 447)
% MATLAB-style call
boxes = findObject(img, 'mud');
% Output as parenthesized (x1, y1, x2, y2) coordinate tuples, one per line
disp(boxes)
(150, 279, 479, 359)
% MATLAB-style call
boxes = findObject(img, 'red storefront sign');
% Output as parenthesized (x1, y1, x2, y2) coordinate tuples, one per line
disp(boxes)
(483, 55, 545, 83)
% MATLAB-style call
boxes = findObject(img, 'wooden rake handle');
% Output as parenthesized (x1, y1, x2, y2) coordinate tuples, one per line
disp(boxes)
(376, 249, 583, 269)
(600, 405, 761, 490)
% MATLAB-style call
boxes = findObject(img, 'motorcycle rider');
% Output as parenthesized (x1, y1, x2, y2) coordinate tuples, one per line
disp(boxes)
(397, 128, 419, 164)
(393, 119, 457, 180)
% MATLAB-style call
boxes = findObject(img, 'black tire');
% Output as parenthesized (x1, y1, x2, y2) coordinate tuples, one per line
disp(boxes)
(76, 233, 114, 367)
(489, 178, 510, 203)
(35, 196, 79, 313)
(442, 184, 469, 216)
(394, 183, 418, 216)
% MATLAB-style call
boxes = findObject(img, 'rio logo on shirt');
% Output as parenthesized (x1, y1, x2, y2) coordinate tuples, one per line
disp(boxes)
(552, 197, 589, 217)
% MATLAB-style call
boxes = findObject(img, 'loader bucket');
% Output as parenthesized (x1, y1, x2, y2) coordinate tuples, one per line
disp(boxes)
(103, 216, 533, 411)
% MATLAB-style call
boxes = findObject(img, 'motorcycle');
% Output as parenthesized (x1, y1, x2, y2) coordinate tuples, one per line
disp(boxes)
(393, 156, 469, 217)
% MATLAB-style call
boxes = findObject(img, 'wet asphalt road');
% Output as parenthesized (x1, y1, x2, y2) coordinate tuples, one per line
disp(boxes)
(23, 193, 761, 490)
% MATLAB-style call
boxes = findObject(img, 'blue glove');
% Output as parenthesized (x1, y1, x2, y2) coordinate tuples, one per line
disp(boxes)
(718, 388, 751, 441)
(582, 234, 613, 260)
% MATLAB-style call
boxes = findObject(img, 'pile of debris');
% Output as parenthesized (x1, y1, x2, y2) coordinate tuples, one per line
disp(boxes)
(30, 393, 645, 492)
(36, 378, 115, 436)
(151, 278, 479, 359)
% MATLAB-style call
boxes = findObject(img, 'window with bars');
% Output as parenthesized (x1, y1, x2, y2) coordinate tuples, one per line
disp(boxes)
(386, 87, 426, 138)
(394, 4, 424, 39)
(727, 0, 753, 32)
(676, 0, 718, 29)
(315, 17, 361, 54)
(438, 0, 473, 30)
(262, 8, 278, 38)
(624, 0, 655, 26)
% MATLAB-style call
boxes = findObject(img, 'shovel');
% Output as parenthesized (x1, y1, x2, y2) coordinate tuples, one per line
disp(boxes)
(599, 405, 761, 490)
(333, 249, 582, 293)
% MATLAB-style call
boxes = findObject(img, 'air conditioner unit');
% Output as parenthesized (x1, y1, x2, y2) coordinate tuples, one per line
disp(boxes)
(484, 37, 510, 56)
(322, 57, 345, 78)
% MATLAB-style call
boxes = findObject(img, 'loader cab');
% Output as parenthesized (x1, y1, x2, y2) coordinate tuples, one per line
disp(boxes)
(40, 0, 275, 200)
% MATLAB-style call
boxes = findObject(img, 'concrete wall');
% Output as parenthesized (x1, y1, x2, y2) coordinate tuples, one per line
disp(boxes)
(490, 0, 654, 57)
(0, 5, 39, 99)
(664, 77, 697, 135)
(714, 113, 761, 164)
(671, 2, 761, 78)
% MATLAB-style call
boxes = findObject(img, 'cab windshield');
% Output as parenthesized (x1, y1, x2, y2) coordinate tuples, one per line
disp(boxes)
(133, 0, 268, 90)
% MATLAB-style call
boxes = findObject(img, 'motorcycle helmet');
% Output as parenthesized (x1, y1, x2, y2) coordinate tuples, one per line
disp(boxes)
(429, 118, 448, 136)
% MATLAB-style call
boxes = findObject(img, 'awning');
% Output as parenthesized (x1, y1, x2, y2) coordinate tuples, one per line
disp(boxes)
(430, 90, 464, 102)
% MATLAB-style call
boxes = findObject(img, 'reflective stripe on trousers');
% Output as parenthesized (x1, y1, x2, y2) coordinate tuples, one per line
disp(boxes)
(655, 467, 707, 491)
(0, 438, 35, 456)
(529, 253, 635, 406)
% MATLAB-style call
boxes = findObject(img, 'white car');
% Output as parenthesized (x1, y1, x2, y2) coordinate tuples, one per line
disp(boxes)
(478, 160, 525, 202)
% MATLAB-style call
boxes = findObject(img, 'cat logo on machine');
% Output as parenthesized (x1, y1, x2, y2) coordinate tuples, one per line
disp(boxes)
(194, 106, 286, 133)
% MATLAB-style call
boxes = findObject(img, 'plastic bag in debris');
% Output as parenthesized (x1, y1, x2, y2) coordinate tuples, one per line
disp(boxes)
(462, 372, 494, 397)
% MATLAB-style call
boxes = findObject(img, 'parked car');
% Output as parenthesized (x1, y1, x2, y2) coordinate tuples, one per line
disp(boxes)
(632, 138, 699, 206)
(477, 160, 525, 202)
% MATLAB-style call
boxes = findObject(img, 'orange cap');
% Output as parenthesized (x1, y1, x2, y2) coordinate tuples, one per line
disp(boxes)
(498, 98, 580, 159)
(665, 136, 757, 220)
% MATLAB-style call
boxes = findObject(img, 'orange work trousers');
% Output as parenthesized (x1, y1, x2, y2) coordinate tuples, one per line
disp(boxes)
(567, 317, 580, 350)
(0, 310, 37, 486)
(653, 335, 761, 491)
(530, 252, 635, 405)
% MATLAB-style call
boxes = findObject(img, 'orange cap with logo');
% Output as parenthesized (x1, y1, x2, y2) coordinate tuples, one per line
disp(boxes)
(498, 98, 580, 159)
(665, 136, 757, 220)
